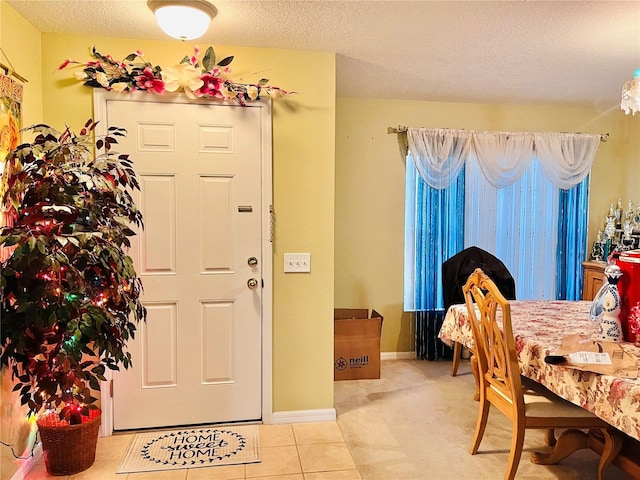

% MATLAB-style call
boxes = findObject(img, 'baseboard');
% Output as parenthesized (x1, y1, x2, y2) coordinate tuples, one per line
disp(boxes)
(271, 409, 336, 424)
(381, 351, 416, 360)
(10, 443, 42, 480)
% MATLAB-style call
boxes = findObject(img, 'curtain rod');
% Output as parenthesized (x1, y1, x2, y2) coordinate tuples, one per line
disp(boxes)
(0, 47, 28, 83)
(387, 126, 609, 142)
(0, 63, 28, 83)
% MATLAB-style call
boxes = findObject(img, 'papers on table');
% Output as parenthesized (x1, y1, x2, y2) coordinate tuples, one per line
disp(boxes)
(552, 334, 638, 378)
(567, 351, 612, 365)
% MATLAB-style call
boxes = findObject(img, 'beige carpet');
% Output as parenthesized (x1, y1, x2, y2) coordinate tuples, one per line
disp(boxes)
(334, 359, 632, 480)
(117, 425, 260, 474)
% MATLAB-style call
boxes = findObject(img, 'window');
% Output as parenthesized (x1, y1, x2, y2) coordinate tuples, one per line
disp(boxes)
(403, 127, 598, 359)
(464, 155, 560, 299)
(405, 153, 589, 310)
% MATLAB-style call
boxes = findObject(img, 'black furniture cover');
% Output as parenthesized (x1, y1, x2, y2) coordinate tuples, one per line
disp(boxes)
(442, 246, 516, 310)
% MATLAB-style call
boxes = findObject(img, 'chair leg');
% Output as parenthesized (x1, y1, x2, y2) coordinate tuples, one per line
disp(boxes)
(505, 423, 526, 480)
(470, 354, 480, 401)
(451, 341, 462, 376)
(469, 397, 490, 455)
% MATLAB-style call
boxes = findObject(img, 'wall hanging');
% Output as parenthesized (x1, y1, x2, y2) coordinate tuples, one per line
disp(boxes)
(0, 49, 26, 262)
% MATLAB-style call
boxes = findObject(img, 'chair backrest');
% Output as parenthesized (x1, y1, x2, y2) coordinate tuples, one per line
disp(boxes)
(463, 268, 524, 416)
(442, 246, 516, 311)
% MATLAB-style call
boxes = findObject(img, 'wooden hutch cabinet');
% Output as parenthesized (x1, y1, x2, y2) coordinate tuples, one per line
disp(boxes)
(582, 260, 606, 300)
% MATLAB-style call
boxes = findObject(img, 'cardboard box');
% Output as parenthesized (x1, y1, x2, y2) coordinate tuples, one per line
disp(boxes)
(334, 308, 383, 381)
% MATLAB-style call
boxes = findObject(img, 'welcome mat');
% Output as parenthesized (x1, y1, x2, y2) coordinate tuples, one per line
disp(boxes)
(117, 425, 260, 474)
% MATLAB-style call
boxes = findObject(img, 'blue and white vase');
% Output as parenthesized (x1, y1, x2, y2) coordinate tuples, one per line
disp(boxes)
(594, 265, 624, 343)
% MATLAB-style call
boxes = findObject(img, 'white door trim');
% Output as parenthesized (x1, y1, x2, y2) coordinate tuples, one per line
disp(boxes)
(93, 90, 273, 436)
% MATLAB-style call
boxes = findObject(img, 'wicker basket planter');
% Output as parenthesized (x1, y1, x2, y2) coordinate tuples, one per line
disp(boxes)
(36, 410, 101, 475)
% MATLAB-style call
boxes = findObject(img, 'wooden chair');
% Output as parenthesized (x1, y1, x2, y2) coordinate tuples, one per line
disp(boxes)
(462, 268, 620, 480)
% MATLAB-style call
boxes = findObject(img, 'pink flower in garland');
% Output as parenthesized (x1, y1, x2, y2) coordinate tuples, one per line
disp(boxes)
(197, 73, 224, 98)
(135, 66, 165, 93)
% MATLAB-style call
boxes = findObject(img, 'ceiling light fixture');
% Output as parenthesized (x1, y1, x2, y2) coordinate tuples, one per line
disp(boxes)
(621, 68, 640, 116)
(147, 0, 217, 41)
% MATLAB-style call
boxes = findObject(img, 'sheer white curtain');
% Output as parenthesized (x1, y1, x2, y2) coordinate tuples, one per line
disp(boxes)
(535, 133, 601, 189)
(406, 128, 471, 189)
(472, 132, 534, 188)
(406, 128, 601, 189)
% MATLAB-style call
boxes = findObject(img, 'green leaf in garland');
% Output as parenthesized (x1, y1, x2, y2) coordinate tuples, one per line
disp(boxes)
(217, 55, 234, 67)
(202, 46, 215, 71)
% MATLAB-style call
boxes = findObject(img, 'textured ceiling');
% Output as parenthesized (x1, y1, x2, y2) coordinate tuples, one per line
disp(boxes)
(7, 0, 640, 109)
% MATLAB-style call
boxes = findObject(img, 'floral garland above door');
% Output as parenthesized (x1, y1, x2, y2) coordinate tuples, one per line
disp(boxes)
(59, 46, 292, 106)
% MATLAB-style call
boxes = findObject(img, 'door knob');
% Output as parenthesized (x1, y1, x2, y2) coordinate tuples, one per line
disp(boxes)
(248, 257, 258, 267)
(247, 278, 259, 289)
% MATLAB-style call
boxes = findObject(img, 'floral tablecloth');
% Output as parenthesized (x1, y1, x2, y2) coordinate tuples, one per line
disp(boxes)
(438, 300, 640, 441)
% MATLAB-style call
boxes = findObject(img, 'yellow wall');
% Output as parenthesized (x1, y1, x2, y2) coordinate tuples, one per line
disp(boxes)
(0, 1, 42, 125)
(0, 3, 42, 478)
(335, 97, 640, 353)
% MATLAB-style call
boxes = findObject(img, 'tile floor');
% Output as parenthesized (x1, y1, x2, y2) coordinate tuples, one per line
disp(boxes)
(22, 422, 361, 480)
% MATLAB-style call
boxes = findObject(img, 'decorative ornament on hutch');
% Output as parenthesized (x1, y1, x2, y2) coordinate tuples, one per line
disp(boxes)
(591, 230, 604, 262)
(615, 197, 623, 228)
(591, 197, 640, 260)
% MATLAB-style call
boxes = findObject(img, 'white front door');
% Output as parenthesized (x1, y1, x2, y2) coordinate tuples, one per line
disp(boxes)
(101, 96, 269, 430)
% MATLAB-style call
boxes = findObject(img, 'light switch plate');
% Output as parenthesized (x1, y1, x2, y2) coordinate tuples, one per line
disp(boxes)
(284, 253, 311, 272)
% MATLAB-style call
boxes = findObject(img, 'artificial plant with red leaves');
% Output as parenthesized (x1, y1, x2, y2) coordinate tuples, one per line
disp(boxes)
(0, 120, 146, 424)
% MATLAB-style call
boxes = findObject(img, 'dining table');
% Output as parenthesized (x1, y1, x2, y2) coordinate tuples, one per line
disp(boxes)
(438, 300, 640, 477)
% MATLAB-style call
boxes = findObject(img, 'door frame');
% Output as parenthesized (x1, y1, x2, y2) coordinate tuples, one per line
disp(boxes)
(93, 90, 273, 436)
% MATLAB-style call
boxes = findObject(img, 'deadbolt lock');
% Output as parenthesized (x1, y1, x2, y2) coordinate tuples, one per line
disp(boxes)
(248, 257, 258, 267)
